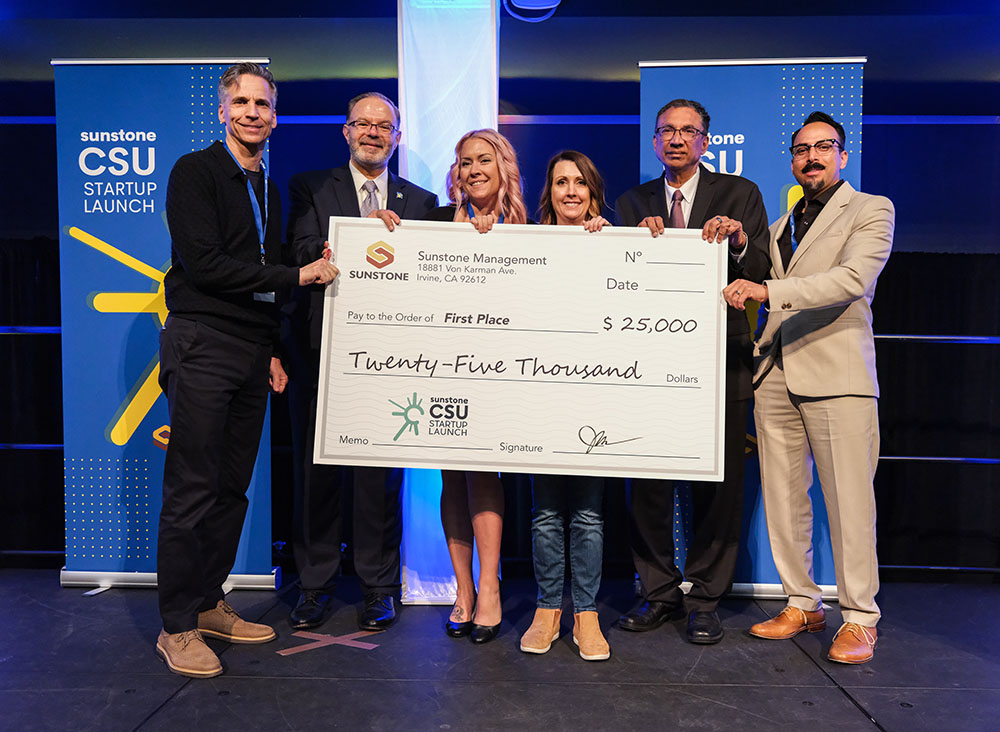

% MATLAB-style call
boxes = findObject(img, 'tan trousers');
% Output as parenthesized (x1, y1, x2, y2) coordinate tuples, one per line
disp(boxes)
(754, 363, 881, 626)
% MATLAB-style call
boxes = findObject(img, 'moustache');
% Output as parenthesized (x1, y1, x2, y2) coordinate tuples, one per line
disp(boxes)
(802, 161, 825, 173)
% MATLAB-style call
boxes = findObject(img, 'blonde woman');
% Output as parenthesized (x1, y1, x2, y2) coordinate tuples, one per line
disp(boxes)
(379, 129, 529, 644)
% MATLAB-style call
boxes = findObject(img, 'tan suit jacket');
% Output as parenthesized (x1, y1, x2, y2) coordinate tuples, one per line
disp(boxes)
(754, 182, 894, 398)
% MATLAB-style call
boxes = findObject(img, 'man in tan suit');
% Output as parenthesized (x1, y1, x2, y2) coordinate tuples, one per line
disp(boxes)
(723, 111, 893, 664)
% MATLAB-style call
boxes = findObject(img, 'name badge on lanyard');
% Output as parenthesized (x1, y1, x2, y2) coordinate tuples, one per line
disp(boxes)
(224, 145, 275, 302)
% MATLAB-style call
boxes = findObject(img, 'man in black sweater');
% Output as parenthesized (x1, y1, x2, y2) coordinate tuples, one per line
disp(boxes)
(155, 63, 338, 678)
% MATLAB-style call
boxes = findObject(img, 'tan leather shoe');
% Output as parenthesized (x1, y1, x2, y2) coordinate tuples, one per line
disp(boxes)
(828, 622, 877, 664)
(156, 629, 222, 678)
(749, 605, 826, 639)
(573, 611, 610, 661)
(519, 608, 561, 654)
(198, 600, 276, 644)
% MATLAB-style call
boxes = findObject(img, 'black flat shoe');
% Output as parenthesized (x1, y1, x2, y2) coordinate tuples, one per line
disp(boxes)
(470, 622, 501, 644)
(687, 610, 724, 645)
(446, 620, 474, 637)
(289, 590, 333, 630)
(359, 593, 396, 631)
(617, 600, 683, 632)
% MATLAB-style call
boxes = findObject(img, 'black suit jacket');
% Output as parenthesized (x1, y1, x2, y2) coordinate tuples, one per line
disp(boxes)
(285, 164, 439, 347)
(614, 165, 770, 400)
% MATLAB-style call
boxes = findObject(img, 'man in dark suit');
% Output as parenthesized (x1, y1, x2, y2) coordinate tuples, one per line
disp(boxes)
(284, 92, 438, 631)
(615, 98, 770, 644)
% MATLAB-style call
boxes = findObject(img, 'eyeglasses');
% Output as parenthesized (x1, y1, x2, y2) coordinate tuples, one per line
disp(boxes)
(346, 120, 397, 135)
(655, 125, 705, 141)
(789, 139, 841, 158)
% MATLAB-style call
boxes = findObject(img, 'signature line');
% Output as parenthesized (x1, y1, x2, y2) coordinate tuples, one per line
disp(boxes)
(551, 451, 700, 459)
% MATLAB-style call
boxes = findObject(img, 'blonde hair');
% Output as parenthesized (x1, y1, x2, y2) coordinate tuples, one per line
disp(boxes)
(446, 129, 527, 225)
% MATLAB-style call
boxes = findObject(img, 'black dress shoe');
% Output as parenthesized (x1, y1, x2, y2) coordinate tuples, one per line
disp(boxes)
(470, 622, 501, 644)
(617, 601, 682, 632)
(359, 593, 396, 631)
(446, 619, 473, 637)
(289, 590, 332, 630)
(687, 610, 724, 644)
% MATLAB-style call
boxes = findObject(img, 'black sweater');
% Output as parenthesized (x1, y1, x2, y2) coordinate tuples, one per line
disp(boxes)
(164, 141, 299, 344)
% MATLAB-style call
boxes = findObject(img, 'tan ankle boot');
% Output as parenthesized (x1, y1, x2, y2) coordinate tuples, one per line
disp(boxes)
(573, 611, 610, 661)
(520, 608, 561, 654)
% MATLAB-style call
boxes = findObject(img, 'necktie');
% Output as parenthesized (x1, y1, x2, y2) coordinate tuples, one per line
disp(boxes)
(792, 199, 817, 253)
(780, 205, 803, 271)
(669, 189, 685, 228)
(360, 180, 378, 217)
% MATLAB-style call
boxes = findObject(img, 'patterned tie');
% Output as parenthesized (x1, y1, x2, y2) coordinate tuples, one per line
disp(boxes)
(360, 179, 378, 217)
(669, 189, 685, 228)
(790, 208, 801, 252)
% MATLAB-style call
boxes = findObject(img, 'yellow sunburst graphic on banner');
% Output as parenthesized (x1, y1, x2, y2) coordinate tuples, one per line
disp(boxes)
(67, 225, 169, 447)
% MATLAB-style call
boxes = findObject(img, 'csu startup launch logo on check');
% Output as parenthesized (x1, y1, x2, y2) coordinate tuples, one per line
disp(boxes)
(389, 393, 423, 441)
(388, 393, 471, 442)
(366, 241, 394, 269)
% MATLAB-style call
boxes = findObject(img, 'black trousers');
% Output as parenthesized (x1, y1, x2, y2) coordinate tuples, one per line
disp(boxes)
(157, 316, 272, 633)
(627, 397, 749, 613)
(289, 343, 402, 595)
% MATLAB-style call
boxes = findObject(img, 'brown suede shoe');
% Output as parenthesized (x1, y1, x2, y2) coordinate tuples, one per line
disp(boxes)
(828, 622, 877, 664)
(156, 629, 222, 678)
(520, 608, 561, 654)
(749, 605, 826, 640)
(198, 600, 276, 644)
(573, 611, 610, 661)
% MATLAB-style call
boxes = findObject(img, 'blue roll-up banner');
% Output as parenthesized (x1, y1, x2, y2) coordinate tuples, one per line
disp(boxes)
(54, 60, 276, 589)
(640, 58, 866, 594)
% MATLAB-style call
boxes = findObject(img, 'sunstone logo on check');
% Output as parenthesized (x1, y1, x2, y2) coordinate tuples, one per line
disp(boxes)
(389, 393, 469, 441)
(366, 241, 394, 268)
(350, 241, 409, 280)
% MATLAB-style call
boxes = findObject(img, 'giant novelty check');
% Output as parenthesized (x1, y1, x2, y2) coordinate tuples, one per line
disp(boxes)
(315, 217, 728, 480)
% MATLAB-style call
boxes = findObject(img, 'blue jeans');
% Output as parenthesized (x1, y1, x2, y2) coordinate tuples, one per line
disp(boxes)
(530, 474, 604, 613)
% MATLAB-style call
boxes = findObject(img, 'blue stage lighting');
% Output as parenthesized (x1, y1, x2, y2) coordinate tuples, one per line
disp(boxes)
(504, 0, 560, 22)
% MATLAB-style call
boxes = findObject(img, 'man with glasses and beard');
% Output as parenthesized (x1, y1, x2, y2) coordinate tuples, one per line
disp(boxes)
(724, 110, 893, 664)
(615, 98, 770, 645)
(284, 92, 438, 633)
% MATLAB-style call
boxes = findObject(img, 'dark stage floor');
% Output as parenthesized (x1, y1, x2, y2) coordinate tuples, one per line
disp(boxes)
(0, 570, 997, 731)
